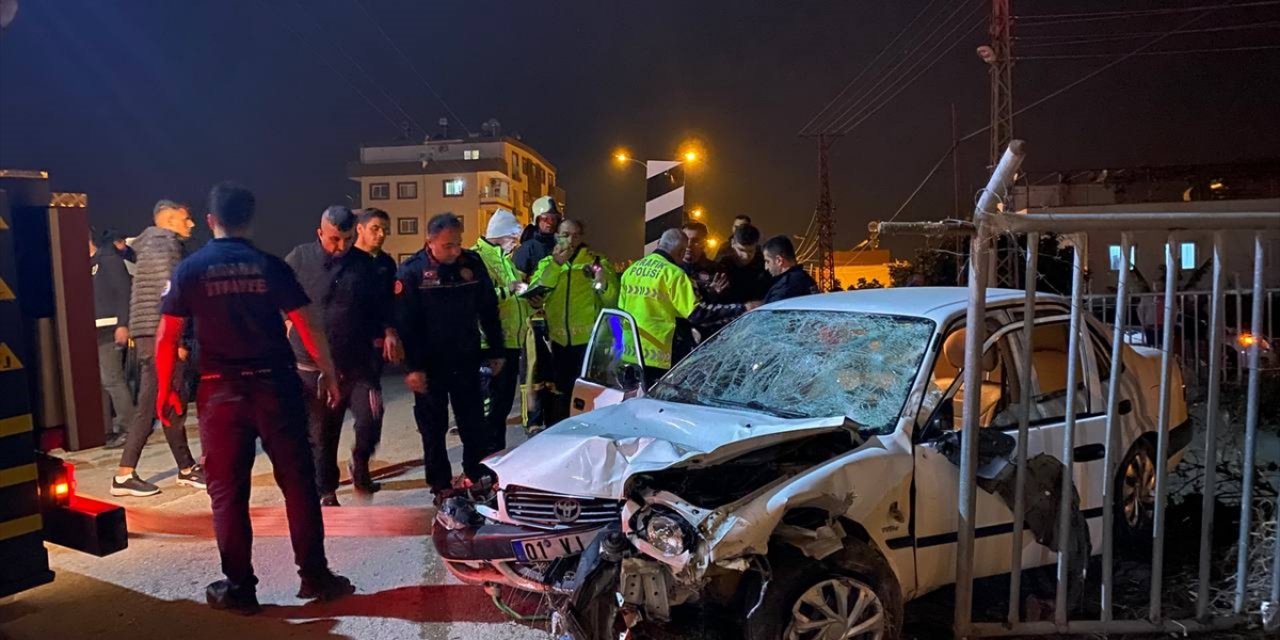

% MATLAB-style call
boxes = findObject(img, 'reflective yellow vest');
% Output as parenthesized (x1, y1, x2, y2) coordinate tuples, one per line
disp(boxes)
(532, 246, 619, 347)
(619, 251, 696, 370)
(473, 238, 530, 350)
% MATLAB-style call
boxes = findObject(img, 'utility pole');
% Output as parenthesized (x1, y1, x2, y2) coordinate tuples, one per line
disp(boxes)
(987, 0, 1019, 287)
(815, 134, 837, 292)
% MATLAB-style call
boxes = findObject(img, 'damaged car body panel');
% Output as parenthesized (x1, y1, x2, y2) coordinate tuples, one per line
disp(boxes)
(432, 288, 1191, 639)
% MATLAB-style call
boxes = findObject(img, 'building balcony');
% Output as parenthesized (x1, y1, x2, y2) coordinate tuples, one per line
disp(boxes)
(480, 180, 513, 205)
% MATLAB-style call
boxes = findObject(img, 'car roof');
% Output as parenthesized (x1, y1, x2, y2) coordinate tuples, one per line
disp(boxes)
(760, 287, 1053, 324)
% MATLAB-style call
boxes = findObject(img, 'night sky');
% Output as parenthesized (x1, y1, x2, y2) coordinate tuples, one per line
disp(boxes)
(2, 0, 1278, 260)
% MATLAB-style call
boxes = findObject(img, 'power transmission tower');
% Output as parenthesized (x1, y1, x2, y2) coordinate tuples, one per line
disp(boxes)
(987, 0, 1020, 287)
(815, 134, 837, 292)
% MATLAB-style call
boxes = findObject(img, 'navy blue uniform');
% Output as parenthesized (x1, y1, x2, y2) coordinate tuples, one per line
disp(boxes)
(160, 237, 330, 592)
(285, 243, 390, 497)
(395, 248, 504, 490)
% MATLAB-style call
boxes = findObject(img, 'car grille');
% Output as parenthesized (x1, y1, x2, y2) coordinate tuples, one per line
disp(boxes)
(502, 486, 622, 529)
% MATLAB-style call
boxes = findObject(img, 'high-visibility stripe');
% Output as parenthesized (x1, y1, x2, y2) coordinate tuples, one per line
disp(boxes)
(0, 414, 32, 438)
(0, 463, 36, 488)
(95, 317, 119, 328)
(0, 514, 42, 542)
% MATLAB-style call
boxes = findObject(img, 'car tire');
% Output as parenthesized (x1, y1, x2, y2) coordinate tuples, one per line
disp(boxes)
(1114, 437, 1157, 551)
(742, 542, 902, 640)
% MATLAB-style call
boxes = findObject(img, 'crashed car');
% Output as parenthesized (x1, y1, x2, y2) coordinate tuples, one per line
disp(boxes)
(433, 287, 1191, 639)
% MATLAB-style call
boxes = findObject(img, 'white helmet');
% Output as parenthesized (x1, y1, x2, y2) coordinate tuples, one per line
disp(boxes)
(532, 196, 561, 219)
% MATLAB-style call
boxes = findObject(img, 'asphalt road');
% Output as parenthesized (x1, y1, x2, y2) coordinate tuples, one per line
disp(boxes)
(0, 375, 553, 640)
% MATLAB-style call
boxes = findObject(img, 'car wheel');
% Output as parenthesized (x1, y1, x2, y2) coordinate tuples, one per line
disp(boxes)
(1115, 438, 1157, 549)
(743, 544, 902, 640)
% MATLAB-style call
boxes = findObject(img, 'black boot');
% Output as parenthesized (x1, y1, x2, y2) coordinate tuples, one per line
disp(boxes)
(206, 580, 261, 615)
(297, 570, 356, 601)
(348, 459, 382, 494)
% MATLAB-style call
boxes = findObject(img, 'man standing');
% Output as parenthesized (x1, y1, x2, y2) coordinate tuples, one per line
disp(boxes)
(762, 235, 820, 303)
(154, 182, 353, 614)
(286, 206, 393, 505)
(621, 229, 756, 383)
(472, 209, 529, 452)
(681, 222, 728, 303)
(353, 208, 398, 304)
(713, 214, 753, 261)
(397, 214, 505, 498)
(717, 224, 771, 304)
(111, 200, 204, 497)
(511, 196, 561, 431)
(91, 230, 134, 449)
(530, 219, 618, 426)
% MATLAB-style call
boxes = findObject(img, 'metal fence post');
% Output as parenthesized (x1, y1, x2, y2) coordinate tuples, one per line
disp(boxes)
(1149, 233, 1178, 622)
(1234, 233, 1266, 615)
(955, 140, 1024, 639)
(1197, 232, 1227, 622)
(1101, 232, 1133, 626)
(1055, 236, 1087, 625)
(1007, 232, 1039, 626)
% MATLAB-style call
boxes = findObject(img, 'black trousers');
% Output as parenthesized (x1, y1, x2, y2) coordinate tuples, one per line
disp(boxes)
(98, 336, 134, 436)
(412, 361, 489, 491)
(119, 336, 196, 470)
(485, 348, 521, 452)
(527, 318, 554, 428)
(299, 370, 384, 496)
(547, 342, 587, 427)
(198, 371, 328, 590)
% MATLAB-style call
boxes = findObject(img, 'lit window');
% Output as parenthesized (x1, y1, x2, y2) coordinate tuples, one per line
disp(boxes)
(369, 183, 390, 201)
(1164, 242, 1198, 270)
(464, 149, 480, 160)
(443, 178, 465, 197)
(1108, 244, 1135, 271)
(397, 218, 418, 235)
(396, 181, 418, 199)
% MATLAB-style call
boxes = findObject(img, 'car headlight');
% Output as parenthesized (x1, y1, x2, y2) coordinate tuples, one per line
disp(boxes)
(635, 507, 692, 557)
(435, 496, 481, 531)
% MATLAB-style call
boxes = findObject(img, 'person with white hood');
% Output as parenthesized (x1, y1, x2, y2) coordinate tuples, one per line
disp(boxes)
(472, 209, 530, 452)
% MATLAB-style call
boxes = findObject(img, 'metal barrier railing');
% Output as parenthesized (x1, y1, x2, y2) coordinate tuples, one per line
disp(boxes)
(874, 141, 1280, 638)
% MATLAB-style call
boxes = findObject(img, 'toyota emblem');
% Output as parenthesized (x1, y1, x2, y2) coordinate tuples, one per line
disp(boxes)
(553, 498, 582, 524)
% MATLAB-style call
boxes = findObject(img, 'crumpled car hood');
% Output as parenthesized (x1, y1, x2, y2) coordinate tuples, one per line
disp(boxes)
(484, 398, 855, 499)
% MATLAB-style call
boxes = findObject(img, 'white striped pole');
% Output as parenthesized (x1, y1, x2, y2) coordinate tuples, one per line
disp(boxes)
(644, 160, 685, 254)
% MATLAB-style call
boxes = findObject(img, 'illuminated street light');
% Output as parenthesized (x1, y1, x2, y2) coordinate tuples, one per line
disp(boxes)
(707, 237, 719, 250)
(683, 150, 699, 163)
(690, 207, 704, 219)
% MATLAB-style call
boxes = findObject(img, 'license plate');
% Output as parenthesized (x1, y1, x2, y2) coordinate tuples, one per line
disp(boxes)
(512, 529, 599, 562)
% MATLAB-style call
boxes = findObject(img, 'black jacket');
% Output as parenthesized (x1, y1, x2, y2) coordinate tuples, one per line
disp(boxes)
(395, 248, 504, 374)
(763, 265, 820, 304)
(128, 226, 186, 338)
(716, 251, 771, 303)
(284, 243, 389, 378)
(683, 256, 727, 304)
(512, 230, 556, 275)
(91, 247, 132, 336)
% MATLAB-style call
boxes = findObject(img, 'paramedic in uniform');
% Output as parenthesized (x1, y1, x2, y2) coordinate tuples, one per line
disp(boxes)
(154, 182, 354, 614)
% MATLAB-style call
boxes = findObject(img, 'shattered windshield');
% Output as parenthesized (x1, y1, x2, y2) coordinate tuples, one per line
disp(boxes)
(650, 310, 935, 433)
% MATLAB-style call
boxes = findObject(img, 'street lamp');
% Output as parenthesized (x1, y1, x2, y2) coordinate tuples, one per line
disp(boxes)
(690, 207, 704, 220)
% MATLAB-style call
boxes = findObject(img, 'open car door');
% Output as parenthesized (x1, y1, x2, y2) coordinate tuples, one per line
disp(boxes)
(570, 309, 645, 416)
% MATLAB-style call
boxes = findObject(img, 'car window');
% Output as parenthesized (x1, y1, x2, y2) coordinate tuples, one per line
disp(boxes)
(919, 329, 1022, 435)
(1027, 322, 1091, 421)
(650, 310, 935, 433)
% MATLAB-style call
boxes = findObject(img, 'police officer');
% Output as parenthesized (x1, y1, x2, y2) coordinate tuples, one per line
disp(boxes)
(154, 182, 353, 614)
(396, 213, 505, 498)
(472, 209, 529, 452)
(530, 219, 618, 425)
(285, 206, 394, 505)
(620, 229, 755, 383)
(762, 235, 820, 302)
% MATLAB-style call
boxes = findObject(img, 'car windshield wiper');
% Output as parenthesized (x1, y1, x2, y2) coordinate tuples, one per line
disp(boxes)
(704, 397, 807, 419)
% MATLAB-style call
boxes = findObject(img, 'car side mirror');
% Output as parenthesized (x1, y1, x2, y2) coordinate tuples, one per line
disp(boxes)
(924, 401, 955, 441)
(619, 363, 644, 392)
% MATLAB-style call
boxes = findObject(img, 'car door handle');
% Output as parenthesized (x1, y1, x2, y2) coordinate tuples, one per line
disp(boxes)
(1118, 399, 1133, 415)
(572, 398, 586, 411)
(1074, 443, 1106, 462)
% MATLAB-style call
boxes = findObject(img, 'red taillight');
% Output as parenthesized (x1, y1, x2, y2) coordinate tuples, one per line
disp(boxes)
(63, 461, 76, 496)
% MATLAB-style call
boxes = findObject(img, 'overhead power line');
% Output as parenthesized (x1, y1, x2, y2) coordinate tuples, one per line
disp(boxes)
(1017, 0, 1280, 26)
(1019, 44, 1280, 60)
(1015, 21, 1280, 47)
(254, 0, 403, 133)
(815, 0, 984, 136)
(351, 0, 471, 136)
(799, 0, 944, 135)
(293, 0, 426, 136)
